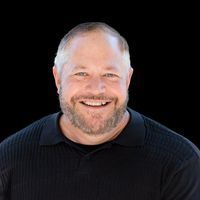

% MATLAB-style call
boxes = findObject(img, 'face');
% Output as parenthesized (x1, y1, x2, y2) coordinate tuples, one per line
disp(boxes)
(53, 31, 133, 135)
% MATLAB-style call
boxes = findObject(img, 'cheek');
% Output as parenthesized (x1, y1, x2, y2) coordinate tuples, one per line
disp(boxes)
(115, 78, 128, 91)
(109, 82, 128, 99)
(61, 82, 76, 100)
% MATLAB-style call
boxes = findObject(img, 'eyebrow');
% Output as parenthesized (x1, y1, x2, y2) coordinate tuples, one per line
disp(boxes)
(73, 65, 87, 71)
(72, 65, 118, 72)
(104, 66, 118, 71)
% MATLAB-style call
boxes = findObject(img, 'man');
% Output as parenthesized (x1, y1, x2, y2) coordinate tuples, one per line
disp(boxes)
(0, 22, 199, 200)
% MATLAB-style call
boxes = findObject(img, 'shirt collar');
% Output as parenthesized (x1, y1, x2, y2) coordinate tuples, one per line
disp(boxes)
(39, 108, 145, 147)
(39, 112, 65, 146)
(112, 108, 145, 146)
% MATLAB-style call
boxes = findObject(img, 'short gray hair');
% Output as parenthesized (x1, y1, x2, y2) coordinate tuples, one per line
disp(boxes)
(54, 22, 131, 73)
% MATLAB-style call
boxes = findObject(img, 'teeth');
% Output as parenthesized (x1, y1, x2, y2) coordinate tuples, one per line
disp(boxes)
(83, 101, 107, 106)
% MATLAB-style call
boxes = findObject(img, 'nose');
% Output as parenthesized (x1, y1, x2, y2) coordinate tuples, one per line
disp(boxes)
(85, 77, 106, 95)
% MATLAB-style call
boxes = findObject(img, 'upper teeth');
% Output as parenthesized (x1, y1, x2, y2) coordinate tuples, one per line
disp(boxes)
(83, 101, 107, 106)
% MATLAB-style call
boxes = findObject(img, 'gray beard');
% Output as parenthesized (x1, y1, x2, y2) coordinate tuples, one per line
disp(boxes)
(59, 90, 129, 136)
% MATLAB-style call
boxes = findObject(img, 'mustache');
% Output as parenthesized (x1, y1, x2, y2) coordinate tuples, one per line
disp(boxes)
(72, 95, 116, 101)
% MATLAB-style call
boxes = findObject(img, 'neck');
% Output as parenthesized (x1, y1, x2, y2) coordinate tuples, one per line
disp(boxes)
(59, 110, 130, 145)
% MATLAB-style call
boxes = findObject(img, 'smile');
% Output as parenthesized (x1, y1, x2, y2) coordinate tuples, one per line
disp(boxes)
(80, 100, 111, 107)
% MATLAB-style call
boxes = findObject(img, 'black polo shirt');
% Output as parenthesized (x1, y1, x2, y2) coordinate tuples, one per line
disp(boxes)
(0, 108, 200, 200)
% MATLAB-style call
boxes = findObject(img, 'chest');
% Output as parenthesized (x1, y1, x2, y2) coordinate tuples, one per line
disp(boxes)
(10, 147, 161, 200)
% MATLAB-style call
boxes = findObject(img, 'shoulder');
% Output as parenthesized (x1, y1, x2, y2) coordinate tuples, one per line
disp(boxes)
(0, 113, 57, 159)
(141, 114, 200, 163)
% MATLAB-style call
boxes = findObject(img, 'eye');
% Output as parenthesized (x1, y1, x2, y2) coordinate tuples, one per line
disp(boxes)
(104, 73, 118, 78)
(75, 72, 88, 76)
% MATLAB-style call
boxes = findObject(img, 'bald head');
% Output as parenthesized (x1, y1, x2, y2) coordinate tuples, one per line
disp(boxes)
(54, 22, 131, 74)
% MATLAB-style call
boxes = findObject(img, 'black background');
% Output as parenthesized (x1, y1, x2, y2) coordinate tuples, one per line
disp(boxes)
(0, 3, 199, 148)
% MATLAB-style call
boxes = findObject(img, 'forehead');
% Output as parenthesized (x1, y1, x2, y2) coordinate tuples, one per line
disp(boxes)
(62, 31, 129, 73)
(67, 31, 121, 55)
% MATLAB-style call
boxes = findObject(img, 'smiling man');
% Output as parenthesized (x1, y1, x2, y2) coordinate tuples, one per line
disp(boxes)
(0, 22, 200, 200)
(53, 28, 133, 145)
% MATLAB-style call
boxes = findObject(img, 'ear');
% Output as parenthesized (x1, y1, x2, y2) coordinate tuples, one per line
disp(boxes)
(126, 67, 134, 88)
(52, 66, 61, 94)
